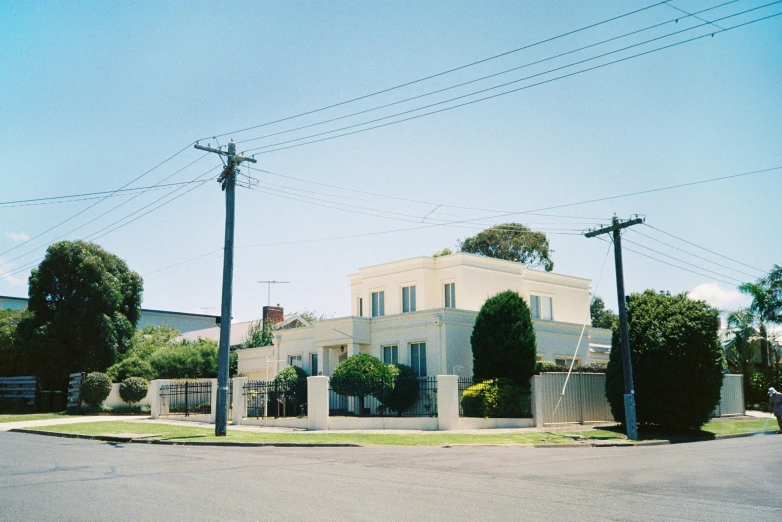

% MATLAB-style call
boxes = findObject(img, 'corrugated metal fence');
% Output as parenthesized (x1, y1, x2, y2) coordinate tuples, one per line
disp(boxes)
(533, 373, 613, 425)
(713, 374, 745, 417)
(533, 372, 745, 425)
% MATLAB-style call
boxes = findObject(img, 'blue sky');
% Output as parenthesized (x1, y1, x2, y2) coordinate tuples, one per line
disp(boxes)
(1, 0, 780, 322)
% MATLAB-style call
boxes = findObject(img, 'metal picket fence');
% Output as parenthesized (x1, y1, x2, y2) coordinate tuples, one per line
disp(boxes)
(243, 379, 307, 419)
(328, 376, 437, 417)
(160, 381, 212, 416)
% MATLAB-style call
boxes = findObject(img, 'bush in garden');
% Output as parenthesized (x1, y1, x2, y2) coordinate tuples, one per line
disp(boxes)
(471, 290, 537, 386)
(460, 378, 530, 418)
(605, 290, 724, 431)
(106, 356, 156, 382)
(119, 377, 148, 404)
(81, 372, 112, 409)
(148, 339, 219, 379)
(330, 354, 391, 414)
(380, 364, 419, 415)
(535, 362, 607, 374)
(269, 366, 308, 414)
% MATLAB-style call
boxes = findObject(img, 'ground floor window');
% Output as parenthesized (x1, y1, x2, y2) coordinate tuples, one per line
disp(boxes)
(410, 342, 427, 377)
(382, 345, 398, 365)
(288, 354, 302, 368)
(310, 353, 319, 375)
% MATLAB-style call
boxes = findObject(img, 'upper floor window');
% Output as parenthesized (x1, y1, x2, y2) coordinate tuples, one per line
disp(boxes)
(382, 345, 398, 365)
(358, 297, 363, 317)
(371, 291, 385, 317)
(444, 282, 456, 308)
(402, 285, 416, 313)
(530, 295, 553, 321)
(410, 342, 427, 377)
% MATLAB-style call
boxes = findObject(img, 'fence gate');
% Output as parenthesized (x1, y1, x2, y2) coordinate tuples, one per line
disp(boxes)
(160, 381, 212, 416)
(537, 373, 613, 424)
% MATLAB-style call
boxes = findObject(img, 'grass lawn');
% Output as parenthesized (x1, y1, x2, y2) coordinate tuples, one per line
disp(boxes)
(702, 418, 778, 436)
(0, 412, 75, 423)
(29, 421, 624, 446)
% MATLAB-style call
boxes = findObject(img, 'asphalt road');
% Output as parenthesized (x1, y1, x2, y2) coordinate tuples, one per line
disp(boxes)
(1, 432, 780, 521)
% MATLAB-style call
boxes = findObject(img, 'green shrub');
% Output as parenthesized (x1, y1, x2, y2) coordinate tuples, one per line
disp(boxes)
(605, 290, 724, 431)
(331, 354, 391, 415)
(119, 377, 148, 404)
(107, 356, 156, 382)
(460, 378, 530, 418)
(471, 290, 537, 386)
(81, 372, 112, 409)
(270, 366, 308, 412)
(535, 362, 607, 374)
(148, 339, 219, 379)
(381, 364, 419, 415)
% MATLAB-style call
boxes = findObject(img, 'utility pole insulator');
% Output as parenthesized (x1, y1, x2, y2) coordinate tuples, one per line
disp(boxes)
(195, 140, 256, 437)
(584, 214, 645, 441)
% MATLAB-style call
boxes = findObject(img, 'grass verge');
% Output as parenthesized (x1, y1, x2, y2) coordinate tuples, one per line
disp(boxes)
(29, 421, 624, 446)
(0, 412, 73, 423)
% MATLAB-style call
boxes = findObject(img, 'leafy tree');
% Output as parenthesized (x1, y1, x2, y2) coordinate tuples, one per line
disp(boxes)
(458, 223, 554, 271)
(294, 309, 333, 323)
(471, 290, 537, 387)
(106, 356, 156, 382)
(124, 325, 180, 361)
(739, 264, 782, 367)
(0, 309, 31, 376)
(724, 309, 759, 405)
(242, 319, 274, 348)
(433, 248, 453, 257)
(590, 296, 617, 329)
(22, 241, 142, 386)
(330, 354, 391, 415)
(269, 366, 308, 415)
(605, 290, 724, 431)
(148, 338, 219, 379)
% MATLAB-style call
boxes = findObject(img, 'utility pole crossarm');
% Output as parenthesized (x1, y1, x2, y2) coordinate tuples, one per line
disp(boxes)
(584, 217, 644, 237)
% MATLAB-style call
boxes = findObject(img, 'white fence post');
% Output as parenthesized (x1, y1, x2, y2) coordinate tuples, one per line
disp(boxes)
(307, 376, 329, 431)
(209, 378, 218, 424)
(150, 380, 170, 419)
(437, 375, 459, 431)
(531, 375, 544, 427)
(232, 377, 247, 425)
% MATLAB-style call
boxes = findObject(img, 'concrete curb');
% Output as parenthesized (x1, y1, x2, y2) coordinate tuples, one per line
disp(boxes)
(9, 427, 778, 448)
(8, 429, 360, 447)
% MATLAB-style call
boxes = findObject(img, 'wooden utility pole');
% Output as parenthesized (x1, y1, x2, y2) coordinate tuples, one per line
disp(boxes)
(194, 141, 256, 436)
(585, 215, 644, 440)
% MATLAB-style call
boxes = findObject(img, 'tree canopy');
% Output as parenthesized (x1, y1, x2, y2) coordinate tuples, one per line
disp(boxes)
(22, 241, 142, 387)
(471, 290, 537, 386)
(738, 264, 782, 367)
(242, 319, 275, 348)
(590, 296, 617, 329)
(458, 223, 554, 271)
(0, 308, 31, 377)
(605, 290, 724, 430)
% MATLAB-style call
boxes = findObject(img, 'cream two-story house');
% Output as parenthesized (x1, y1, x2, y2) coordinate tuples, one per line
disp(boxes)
(237, 252, 612, 380)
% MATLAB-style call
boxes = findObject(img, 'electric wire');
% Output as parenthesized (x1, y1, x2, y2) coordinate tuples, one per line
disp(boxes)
(236, 0, 740, 148)
(0, 141, 196, 258)
(205, 1, 672, 141)
(643, 223, 768, 274)
(246, 9, 782, 155)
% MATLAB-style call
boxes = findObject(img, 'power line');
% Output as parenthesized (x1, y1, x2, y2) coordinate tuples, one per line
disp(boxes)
(0, 141, 195, 259)
(236, 0, 740, 149)
(205, 1, 672, 141)
(246, 9, 782, 155)
(0, 154, 212, 270)
(643, 223, 768, 274)
(0, 180, 212, 207)
(628, 227, 763, 279)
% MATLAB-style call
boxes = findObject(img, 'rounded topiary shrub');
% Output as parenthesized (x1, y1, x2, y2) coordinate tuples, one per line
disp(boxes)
(119, 377, 148, 404)
(81, 372, 112, 409)
(381, 364, 419, 415)
(471, 290, 537, 386)
(331, 353, 391, 415)
(460, 378, 530, 418)
(270, 365, 309, 410)
(605, 290, 724, 431)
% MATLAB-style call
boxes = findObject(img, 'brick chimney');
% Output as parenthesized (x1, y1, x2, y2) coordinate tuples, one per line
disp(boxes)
(263, 305, 284, 325)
